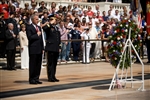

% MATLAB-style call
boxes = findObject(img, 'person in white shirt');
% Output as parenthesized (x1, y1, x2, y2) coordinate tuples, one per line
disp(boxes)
(109, 5, 115, 16)
(81, 28, 91, 64)
(81, 10, 89, 23)
(19, 24, 29, 69)
(91, 13, 98, 27)
(88, 22, 98, 62)
(94, 5, 102, 16)
(107, 10, 113, 20)
(113, 10, 120, 21)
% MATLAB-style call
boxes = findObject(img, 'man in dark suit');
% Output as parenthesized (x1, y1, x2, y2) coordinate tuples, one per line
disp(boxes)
(6, 12, 19, 35)
(26, 14, 44, 84)
(43, 16, 61, 82)
(5, 23, 17, 70)
(0, 12, 6, 58)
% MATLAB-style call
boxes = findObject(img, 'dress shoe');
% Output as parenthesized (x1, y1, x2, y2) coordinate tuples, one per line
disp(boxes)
(7, 67, 11, 70)
(54, 78, 59, 82)
(11, 68, 16, 70)
(135, 60, 140, 63)
(36, 81, 42, 84)
(48, 79, 55, 82)
(147, 61, 150, 63)
(29, 81, 37, 85)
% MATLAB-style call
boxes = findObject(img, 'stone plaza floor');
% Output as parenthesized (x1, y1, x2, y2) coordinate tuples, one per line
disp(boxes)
(0, 58, 150, 100)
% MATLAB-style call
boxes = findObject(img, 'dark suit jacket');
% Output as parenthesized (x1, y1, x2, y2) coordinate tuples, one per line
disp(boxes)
(70, 29, 81, 44)
(6, 18, 19, 35)
(5, 30, 17, 50)
(26, 24, 44, 54)
(43, 24, 61, 52)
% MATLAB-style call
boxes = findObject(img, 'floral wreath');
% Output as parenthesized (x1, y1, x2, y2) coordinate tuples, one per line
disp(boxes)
(107, 18, 142, 69)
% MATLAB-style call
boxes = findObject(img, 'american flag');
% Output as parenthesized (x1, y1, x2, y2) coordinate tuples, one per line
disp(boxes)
(137, 13, 142, 29)
(130, 0, 142, 29)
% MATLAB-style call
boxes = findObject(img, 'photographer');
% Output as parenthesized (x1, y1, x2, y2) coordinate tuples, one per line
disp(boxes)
(81, 28, 91, 64)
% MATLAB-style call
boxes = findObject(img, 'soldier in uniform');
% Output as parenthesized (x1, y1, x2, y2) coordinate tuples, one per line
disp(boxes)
(0, 12, 6, 58)
(43, 15, 61, 82)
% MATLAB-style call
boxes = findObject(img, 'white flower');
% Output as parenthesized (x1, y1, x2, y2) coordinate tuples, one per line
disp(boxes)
(115, 57, 117, 60)
(117, 37, 120, 40)
(125, 29, 128, 32)
(140, 40, 142, 42)
(113, 50, 116, 52)
(111, 40, 113, 43)
(138, 35, 141, 37)
(120, 55, 122, 57)
(120, 24, 123, 27)
(128, 20, 131, 22)
(120, 44, 122, 47)
(126, 24, 128, 27)
(107, 32, 109, 35)
(114, 31, 117, 33)
(120, 36, 123, 39)
(124, 18, 127, 20)
(109, 36, 112, 38)
(135, 45, 137, 47)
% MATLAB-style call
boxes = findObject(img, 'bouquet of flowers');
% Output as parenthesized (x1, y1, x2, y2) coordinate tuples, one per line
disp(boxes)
(107, 18, 142, 69)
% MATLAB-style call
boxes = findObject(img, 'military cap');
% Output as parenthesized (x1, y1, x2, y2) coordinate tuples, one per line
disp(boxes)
(48, 14, 56, 20)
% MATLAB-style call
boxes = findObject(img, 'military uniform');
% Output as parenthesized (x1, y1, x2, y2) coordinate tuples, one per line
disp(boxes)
(43, 23, 61, 82)
(0, 13, 6, 58)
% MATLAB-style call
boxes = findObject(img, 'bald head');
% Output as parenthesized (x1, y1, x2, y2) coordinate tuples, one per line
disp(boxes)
(8, 23, 14, 30)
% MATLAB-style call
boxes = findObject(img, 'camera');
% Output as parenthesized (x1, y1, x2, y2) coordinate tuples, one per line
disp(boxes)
(84, 28, 89, 31)
(66, 28, 72, 30)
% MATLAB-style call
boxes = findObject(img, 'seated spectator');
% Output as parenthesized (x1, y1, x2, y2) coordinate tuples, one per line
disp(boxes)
(81, 10, 89, 23)
(113, 10, 120, 21)
(107, 10, 113, 19)
(38, 1, 47, 17)
(87, 6, 94, 17)
(102, 11, 108, 22)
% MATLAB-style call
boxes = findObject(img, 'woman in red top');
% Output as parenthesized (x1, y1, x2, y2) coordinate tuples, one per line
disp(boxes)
(87, 6, 94, 17)
(97, 11, 103, 21)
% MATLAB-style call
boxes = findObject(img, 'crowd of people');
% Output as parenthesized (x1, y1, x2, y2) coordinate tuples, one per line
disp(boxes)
(0, 0, 149, 83)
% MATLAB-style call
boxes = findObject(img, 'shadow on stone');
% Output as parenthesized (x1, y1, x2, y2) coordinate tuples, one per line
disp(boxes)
(92, 85, 110, 90)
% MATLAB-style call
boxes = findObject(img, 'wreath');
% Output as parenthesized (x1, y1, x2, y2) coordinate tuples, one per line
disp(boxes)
(107, 18, 142, 69)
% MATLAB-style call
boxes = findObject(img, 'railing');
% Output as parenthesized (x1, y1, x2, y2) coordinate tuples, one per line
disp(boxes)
(20, 0, 130, 13)
(61, 39, 106, 64)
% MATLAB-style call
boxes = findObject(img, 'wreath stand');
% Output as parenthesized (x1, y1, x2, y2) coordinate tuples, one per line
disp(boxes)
(108, 28, 145, 91)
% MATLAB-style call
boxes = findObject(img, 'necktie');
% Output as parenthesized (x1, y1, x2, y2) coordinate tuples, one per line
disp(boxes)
(11, 30, 14, 35)
(36, 25, 39, 32)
